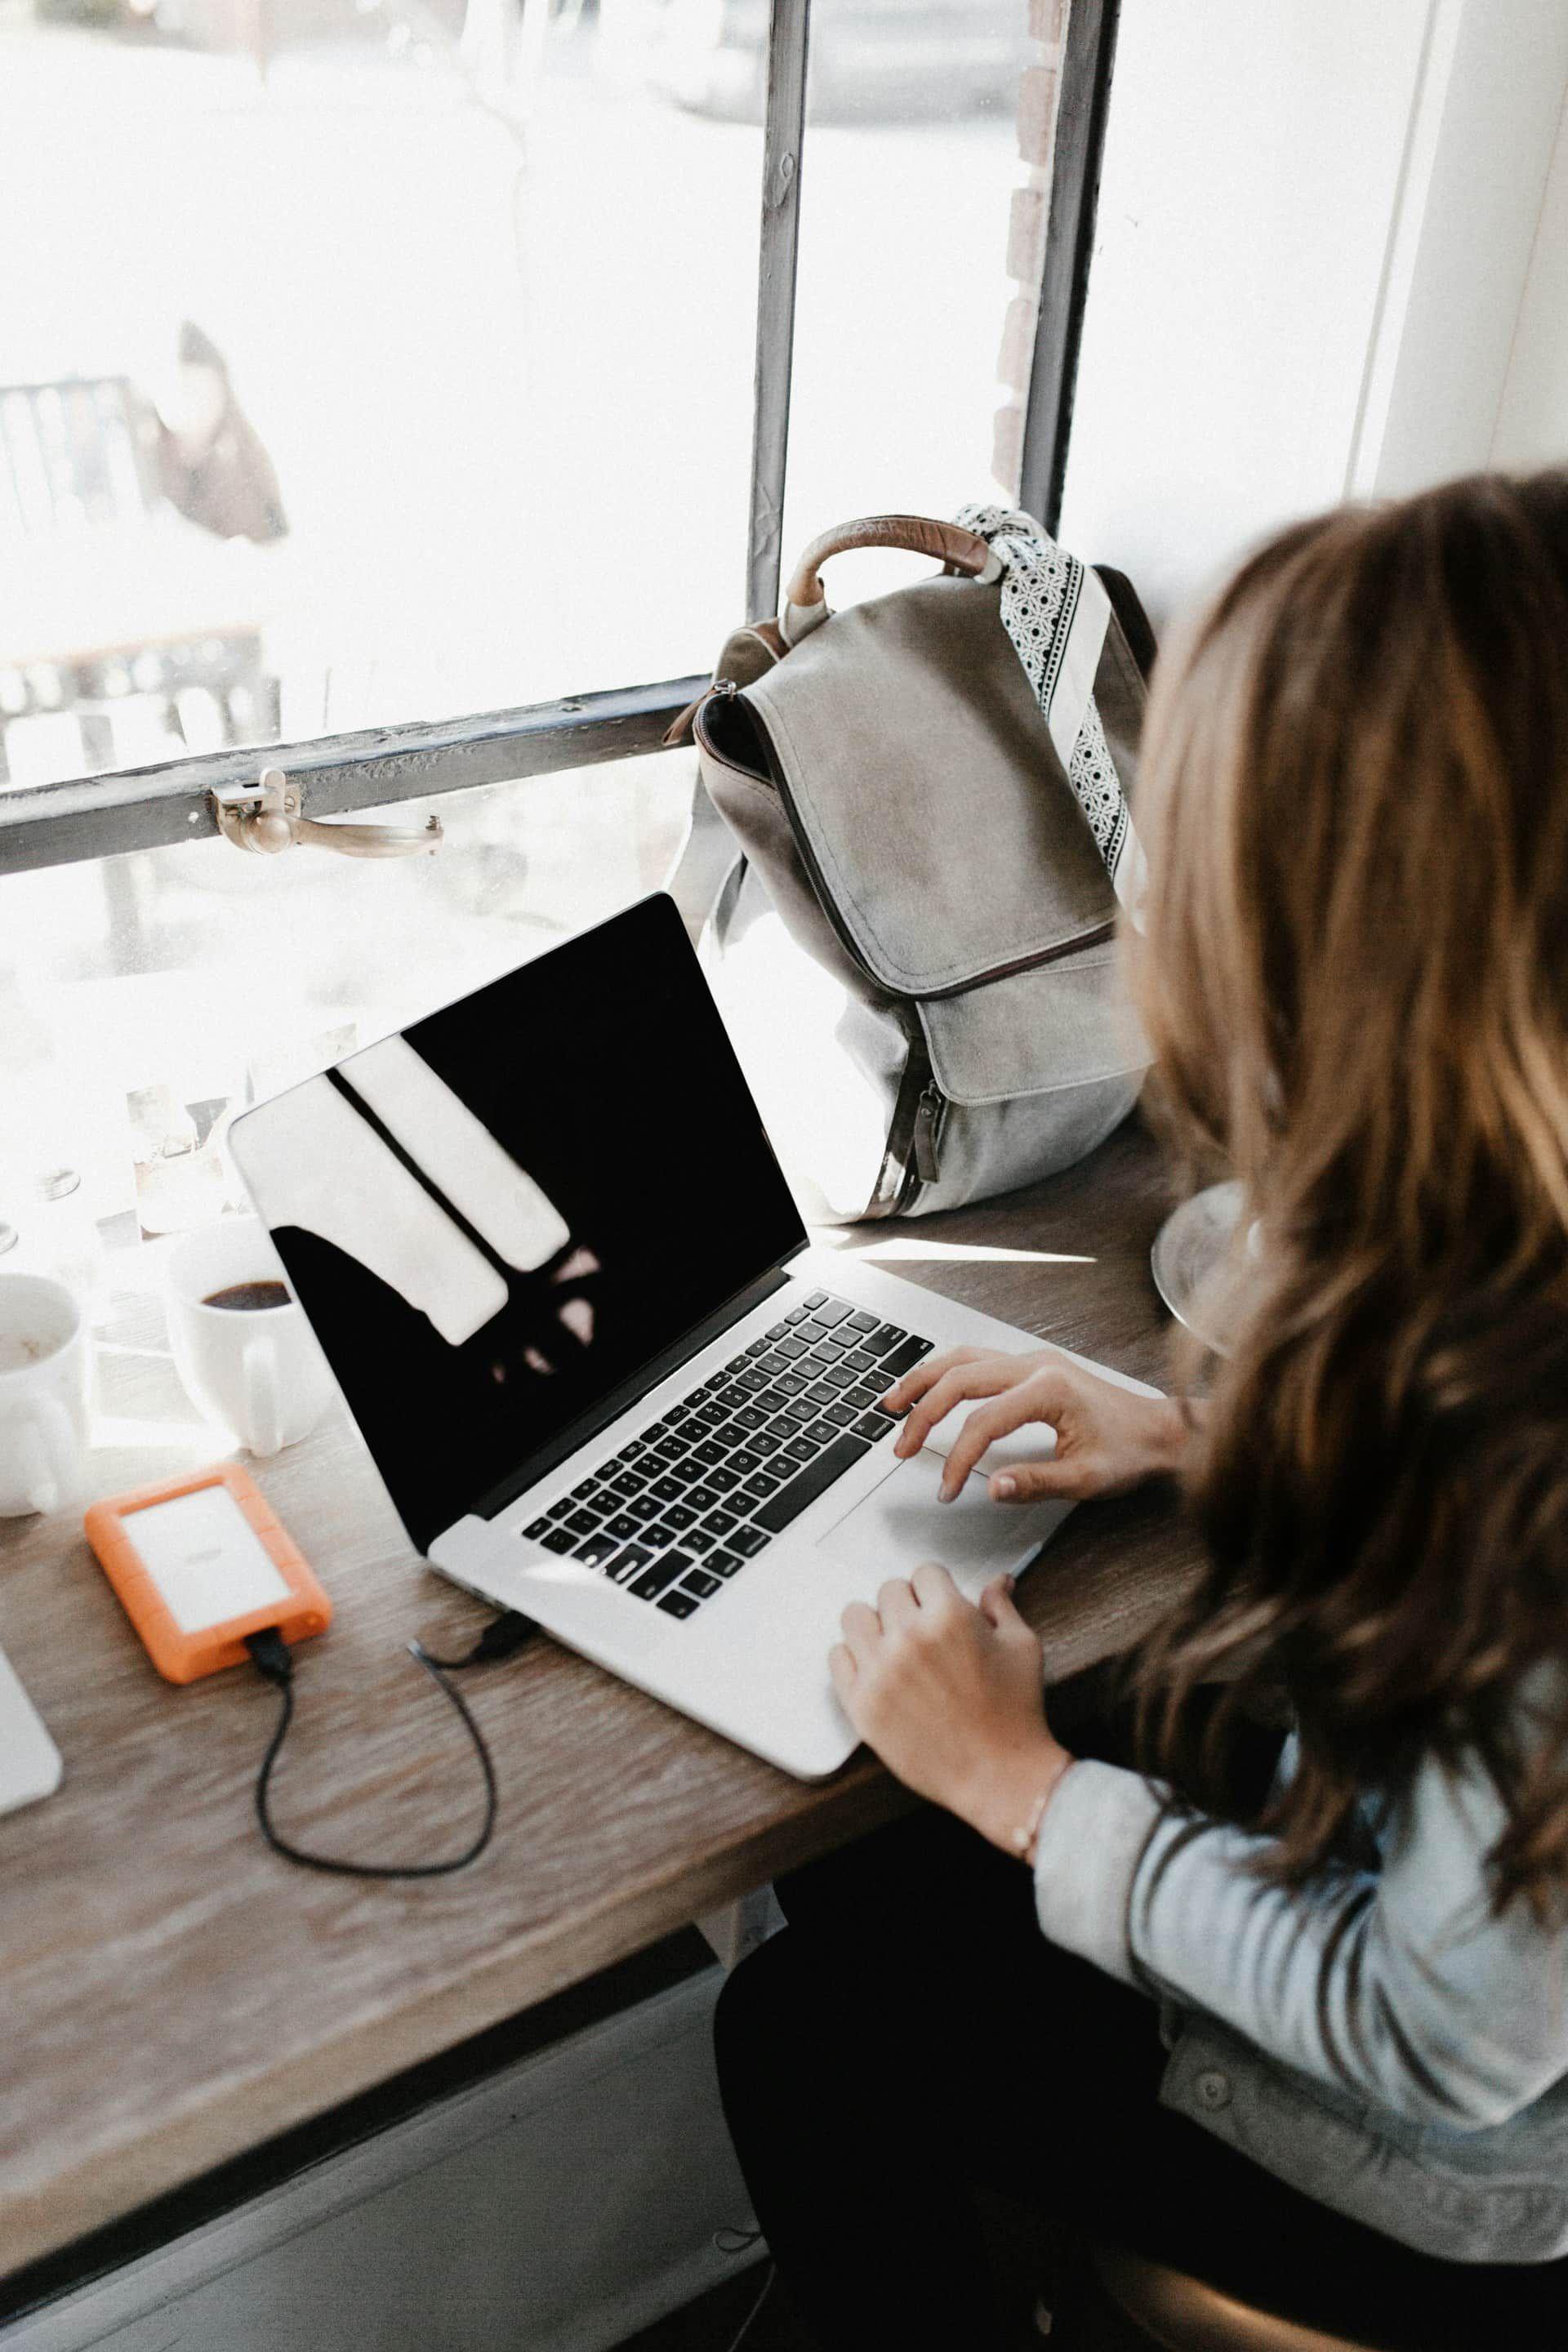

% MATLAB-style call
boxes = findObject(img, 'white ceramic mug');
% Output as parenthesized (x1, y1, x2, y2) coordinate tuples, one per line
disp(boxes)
(165, 1218, 336, 1458)
(0, 1273, 91, 1517)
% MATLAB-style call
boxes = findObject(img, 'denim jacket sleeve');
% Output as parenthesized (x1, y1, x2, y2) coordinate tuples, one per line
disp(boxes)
(1031, 1734, 1568, 2133)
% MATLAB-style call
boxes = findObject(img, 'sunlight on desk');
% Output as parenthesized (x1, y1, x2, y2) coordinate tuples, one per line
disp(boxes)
(837, 1238, 1097, 1267)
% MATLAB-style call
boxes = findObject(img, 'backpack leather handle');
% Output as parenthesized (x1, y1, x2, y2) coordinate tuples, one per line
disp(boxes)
(783, 514, 999, 616)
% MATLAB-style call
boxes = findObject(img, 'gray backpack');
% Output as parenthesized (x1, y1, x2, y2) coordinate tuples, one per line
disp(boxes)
(669, 510, 1155, 1223)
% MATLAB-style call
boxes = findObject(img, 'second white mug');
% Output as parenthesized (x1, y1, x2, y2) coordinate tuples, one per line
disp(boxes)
(165, 1218, 336, 1458)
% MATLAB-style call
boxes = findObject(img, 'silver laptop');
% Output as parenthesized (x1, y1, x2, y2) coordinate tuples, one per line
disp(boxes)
(229, 893, 1152, 1779)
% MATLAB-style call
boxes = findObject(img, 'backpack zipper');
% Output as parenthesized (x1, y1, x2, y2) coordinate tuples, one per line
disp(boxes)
(911, 1084, 946, 1185)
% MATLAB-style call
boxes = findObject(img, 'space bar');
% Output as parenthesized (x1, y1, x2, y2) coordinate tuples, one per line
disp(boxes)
(753, 1434, 871, 1533)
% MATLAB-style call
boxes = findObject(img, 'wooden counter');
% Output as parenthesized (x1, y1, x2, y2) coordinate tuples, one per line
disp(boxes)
(0, 1115, 1200, 2279)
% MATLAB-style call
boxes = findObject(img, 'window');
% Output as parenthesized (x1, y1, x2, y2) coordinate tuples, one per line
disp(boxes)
(0, 0, 1118, 1239)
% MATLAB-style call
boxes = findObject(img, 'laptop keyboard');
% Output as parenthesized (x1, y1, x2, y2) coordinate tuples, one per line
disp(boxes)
(521, 1290, 933, 1622)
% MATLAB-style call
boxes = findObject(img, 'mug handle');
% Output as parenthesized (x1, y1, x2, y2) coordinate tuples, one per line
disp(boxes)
(243, 1338, 283, 1459)
(6, 1399, 78, 1515)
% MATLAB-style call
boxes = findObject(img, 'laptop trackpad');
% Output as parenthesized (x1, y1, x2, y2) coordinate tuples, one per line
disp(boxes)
(814, 1446, 1053, 1597)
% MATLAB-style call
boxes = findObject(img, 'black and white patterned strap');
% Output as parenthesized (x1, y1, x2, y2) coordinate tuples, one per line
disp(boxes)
(956, 503, 1147, 923)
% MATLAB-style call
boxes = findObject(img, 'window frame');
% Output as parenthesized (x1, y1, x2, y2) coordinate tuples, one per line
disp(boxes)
(0, 0, 1119, 880)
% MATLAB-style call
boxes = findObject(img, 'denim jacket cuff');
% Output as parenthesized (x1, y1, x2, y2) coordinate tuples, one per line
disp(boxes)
(1031, 1757, 1165, 1987)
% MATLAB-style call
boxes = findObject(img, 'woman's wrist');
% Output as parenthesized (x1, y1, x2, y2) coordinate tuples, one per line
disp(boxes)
(958, 1735, 1075, 1862)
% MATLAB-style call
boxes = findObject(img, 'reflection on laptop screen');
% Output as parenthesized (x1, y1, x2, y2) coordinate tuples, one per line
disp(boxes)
(232, 895, 806, 1551)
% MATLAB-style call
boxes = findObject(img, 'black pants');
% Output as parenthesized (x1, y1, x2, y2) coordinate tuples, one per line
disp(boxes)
(715, 1803, 1568, 2351)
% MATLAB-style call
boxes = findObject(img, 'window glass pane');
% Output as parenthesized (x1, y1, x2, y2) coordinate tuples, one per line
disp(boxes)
(0, 7, 760, 789)
(0, 756, 690, 1250)
(777, 0, 1034, 615)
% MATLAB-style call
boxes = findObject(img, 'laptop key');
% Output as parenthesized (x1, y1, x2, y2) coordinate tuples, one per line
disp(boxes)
(628, 1495, 662, 1523)
(644, 1521, 681, 1548)
(766, 1320, 793, 1340)
(783, 1305, 813, 1325)
(823, 1403, 858, 1429)
(735, 1405, 768, 1431)
(776, 1371, 808, 1396)
(710, 1548, 745, 1577)
(729, 1447, 762, 1475)
(764, 1415, 800, 1444)
(540, 1527, 578, 1555)
(682, 1568, 722, 1599)
(773, 1334, 809, 1361)
(846, 1310, 880, 1334)
(845, 1381, 887, 1411)
(821, 1364, 858, 1390)
(804, 1290, 828, 1309)
(649, 1476, 684, 1504)
(706, 1508, 740, 1538)
(630, 1552, 689, 1601)
(745, 1338, 773, 1358)
(732, 1525, 772, 1557)
(741, 1472, 782, 1501)
(881, 1336, 935, 1381)
(657, 1590, 700, 1619)
(863, 1323, 909, 1357)
(564, 1510, 599, 1537)
(781, 1396, 816, 1425)
(782, 1437, 818, 1465)
(575, 1532, 621, 1567)
(666, 1503, 697, 1530)
(684, 1529, 716, 1556)
(523, 1515, 554, 1540)
(854, 1411, 896, 1442)
(751, 1432, 782, 1457)
(708, 1466, 741, 1494)
(688, 1484, 721, 1513)
(805, 1418, 842, 1446)
(752, 1434, 871, 1534)
(811, 1298, 850, 1325)
(606, 1543, 654, 1583)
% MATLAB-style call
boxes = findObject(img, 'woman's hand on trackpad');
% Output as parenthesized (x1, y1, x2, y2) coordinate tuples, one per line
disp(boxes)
(881, 1348, 1192, 1505)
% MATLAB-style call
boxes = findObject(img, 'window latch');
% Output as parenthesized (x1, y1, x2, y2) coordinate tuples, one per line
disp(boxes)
(209, 768, 443, 859)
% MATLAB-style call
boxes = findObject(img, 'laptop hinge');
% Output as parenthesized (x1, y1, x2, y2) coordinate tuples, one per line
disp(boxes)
(468, 1259, 798, 1528)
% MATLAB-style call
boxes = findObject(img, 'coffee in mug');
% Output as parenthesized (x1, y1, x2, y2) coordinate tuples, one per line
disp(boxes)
(202, 1281, 292, 1313)
(167, 1218, 334, 1457)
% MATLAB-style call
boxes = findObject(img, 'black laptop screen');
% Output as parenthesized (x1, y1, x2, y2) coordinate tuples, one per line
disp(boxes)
(233, 895, 806, 1552)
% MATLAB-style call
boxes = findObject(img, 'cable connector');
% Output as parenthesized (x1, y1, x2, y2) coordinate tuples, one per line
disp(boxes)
(411, 1609, 539, 1673)
(245, 1627, 294, 1687)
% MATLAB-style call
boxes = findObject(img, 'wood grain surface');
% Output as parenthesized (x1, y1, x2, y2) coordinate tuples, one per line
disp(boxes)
(0, 1114, 1200, 2278)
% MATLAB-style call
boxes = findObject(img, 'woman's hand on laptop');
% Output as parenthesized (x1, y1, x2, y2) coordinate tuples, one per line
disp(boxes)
(829, 1564, 1071, 1857)
(884, 1348, 1191, 1504)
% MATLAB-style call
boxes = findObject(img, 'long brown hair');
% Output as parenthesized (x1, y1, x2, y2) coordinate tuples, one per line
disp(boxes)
(1127, 470, 1568, 1916)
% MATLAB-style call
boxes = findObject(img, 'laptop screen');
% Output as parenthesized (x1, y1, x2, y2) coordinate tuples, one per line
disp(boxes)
(230, 894, 806, 1551)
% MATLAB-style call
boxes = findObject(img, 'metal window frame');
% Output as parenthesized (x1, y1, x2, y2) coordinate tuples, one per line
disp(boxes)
(0, 0, 1116, 881)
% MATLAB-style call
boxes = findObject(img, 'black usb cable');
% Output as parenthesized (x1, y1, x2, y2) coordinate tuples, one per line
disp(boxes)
(244, 1611, 537, 1879)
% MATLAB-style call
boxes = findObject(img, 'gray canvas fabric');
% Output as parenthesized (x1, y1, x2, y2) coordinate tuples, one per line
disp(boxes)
(689, 553, 1152, 1223)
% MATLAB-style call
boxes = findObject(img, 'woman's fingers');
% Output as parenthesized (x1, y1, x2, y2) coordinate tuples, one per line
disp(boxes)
(990, 1457, 1096, 1503)
(909, 1559, 961, 1616)
(840, 1599, 881, 1664)
(893, 1359, 1023, 1459)
(938, 1375, 1070, 1493)
(828, 1642, 857, 1708)
(876, 1577, 920, 1631)
(880, 1346, 982, 1419)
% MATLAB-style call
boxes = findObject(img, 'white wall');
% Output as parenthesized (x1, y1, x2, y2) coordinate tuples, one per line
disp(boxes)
(1493, 88, 1568, 469)
(1059, 0, 1568, 630)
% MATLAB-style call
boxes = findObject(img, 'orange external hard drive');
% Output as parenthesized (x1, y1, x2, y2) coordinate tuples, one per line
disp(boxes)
(85, 1463, 332, 1684)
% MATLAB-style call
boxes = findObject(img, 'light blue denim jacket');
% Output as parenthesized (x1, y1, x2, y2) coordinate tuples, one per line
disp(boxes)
(1032, 1727, 1568, 2262)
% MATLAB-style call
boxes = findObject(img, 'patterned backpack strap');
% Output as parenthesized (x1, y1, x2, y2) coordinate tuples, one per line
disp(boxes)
(956, 502, 1148, 926)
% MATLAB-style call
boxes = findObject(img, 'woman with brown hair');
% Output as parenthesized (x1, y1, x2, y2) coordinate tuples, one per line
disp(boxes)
(713, 470, 1568, 2350)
